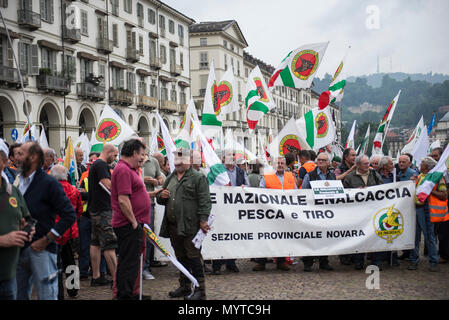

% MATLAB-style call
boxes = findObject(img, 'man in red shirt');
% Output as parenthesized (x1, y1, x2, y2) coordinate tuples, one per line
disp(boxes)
(111, 139, 151, 300)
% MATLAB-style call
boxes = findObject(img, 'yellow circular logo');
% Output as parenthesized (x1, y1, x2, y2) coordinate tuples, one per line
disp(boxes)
(373, 205, 404, 243)
(9, 197, 18, 208)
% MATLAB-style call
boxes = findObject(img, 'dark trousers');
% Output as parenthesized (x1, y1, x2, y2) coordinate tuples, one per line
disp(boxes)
(114, 224, 144, 299)
(436, 220, 449, 260)
(78, 216, 107, 276)
(144, 204, 155, 272)
(353, 252, 383, 266)
(212, 259, 237, 271)
(58, 241, 78, 300)
(302, 256, 329, 267)
(168, 223, 205, 292)
(254, 257, 286, 265)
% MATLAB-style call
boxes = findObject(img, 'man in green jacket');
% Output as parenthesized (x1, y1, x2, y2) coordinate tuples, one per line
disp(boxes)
(156, 149, 211, 300)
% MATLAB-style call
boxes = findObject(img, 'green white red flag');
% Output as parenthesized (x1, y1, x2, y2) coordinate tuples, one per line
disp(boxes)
(359, 124, 370, 155)
(402, 115, 424, 155)
(345, 120, 357, 149)
(296, 106, 336, 151)
(175, 98, 199, 149)
(268, 42, 329, 89)
(245, 65, 276, 130)
(201, 60, 222, 138)
(268, 117, 309, 158)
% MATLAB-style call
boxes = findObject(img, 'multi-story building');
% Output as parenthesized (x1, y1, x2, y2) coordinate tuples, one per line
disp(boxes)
(0, 0, 194, 150)
(189, 20, 341, 154)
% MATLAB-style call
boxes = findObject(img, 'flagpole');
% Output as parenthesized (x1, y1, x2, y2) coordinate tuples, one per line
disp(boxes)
(0, 8, 31, 139)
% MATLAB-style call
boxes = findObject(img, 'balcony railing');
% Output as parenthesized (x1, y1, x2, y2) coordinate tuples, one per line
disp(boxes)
(97, 37, 113, 54)
(109, 88, 134, 106)
(179, 103, 188, 113)
(0, 65, 28, 87)
(126, 47, 140, 63)
(17, 10, 41, 30)
(63, 26, 81, 43)
(136, 95, 158, 109)
(170, 64, 183, 76)
(37, 73, 71, 95)
(76, 82, 105, 101)
(160, 100, 178, 112)
(150, 57, 161, 70)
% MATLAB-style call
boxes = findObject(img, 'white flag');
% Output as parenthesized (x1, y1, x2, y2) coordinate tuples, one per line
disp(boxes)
(38, 127, 49, 149)
(157, 113, 176, 173)
(269, 117, 310, 158)
(345, 120, 357, 149)
(411, 125, 429, 168)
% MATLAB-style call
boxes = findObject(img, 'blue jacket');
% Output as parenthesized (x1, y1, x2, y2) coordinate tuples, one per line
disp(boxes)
(22, 168, 76, 254)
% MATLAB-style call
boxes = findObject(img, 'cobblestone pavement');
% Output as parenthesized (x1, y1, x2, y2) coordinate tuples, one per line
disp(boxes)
(64, 254, 449, 300)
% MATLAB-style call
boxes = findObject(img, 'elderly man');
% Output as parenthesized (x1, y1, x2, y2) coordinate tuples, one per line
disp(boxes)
(88, 144, 118, 287)
(111, 139, 152, 300)
(408, 156, 446, 272)
(301, 152, 335, 272)
(14, 142, 76, 300)
(75, 148, 87, 184)
(49, 165, 83, 299)
(343, 154, 384, 270)
(397, 154, 418, 181)
(0, 140, 34, 300)
(253, 157, 297, 272)
(42, 148, 57, 174)
(370, 155, 381, 172)
(378, 156, 394, 183)
(157, 148, 211, 300)
(335, 148, 357, 181)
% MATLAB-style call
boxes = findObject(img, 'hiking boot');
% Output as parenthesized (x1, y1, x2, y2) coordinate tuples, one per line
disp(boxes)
(319, 263, 334, 271)
(303, 265, 312, 272)
(407, 263, 418, 270)
(185, 289, 206, 300)
(169, 286, 191, 298)
(276, 263, 290, 271)
(90, 276, 112, 287)
(252, 263, 266, 271)
(226, 265, 239, 273)
(429, 264, 439, 272)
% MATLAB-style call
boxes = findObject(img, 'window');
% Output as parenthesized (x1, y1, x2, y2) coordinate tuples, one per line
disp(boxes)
(199, 52, 208, 69)
(40, 47, 56, 72)
(0, 0, 7, 8)
(180, 88, 186, 105)
(148, 9, 155, 24)
(223, 40, 227, 48)
(0, 38, 13, 67)
(160, 45, 166, 64)
(159, 15, 165, 30)
(237, 61, 240, 76)
(112, 24, 118, 47)
(111, 67, 124, 89)
(138, 75, 146, 96)
(230, 43, 234, 51)
(98, 17, 108, 40)
(178, 25, 184, 38)
(169, 48, 175, 67)
(18, 42, 39, 75)
(137, 3, 144, 21)
(40, 0, 54, 23)
(161, 82, 168, 100)
(81, 10, 88, 35)
(127, 71, 136, 93)
(150, 79, 157, 98)
(139, 35, 143, 55)
(199, 74, 208, 89)
(245, 68, 248, 78)
(98, 62, 105, 86)
(79, 58, 93, 82)
(224, 54, 227, 71)
(180, 52, 184, 69)
(170, 85, 176, 102)
(124, 0, 132, 13)
(149, 39, 157, 61)
(169, 20, 174, 34)
(200, 38, 207, 46)
(110, 0, 119, 16)
(62, 54, 76, 82)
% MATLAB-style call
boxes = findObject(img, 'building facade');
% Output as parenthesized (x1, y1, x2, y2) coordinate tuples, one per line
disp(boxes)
(0, 0, 194, 151)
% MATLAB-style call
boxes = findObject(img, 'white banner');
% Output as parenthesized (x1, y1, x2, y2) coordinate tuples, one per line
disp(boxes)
(154, 181, 416, 260)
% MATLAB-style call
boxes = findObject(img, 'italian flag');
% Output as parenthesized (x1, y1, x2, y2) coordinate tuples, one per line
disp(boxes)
(268, 42, 329, 89)
(296, 106, 336, 150)
(201, 60, 222, 138)
(372, 90, 401, 155)
(328, 51, 348, 104)
(157, 113, 176, 172)
(345, 120, 357, 149)
(245, 65, 276, 130)
(416, 145, 449, 202)
(192, 119, 229, 186)
(269, 117, 310, 158)
(175, 98, 199, 150)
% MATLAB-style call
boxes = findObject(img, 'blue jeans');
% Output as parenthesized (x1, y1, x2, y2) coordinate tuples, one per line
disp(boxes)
(144, 204, 155, 272)
(0, 278, 17, 300)
(410, 204, 438, 265)
(78, 216, 107, 276)
(16, 247, 58, 300)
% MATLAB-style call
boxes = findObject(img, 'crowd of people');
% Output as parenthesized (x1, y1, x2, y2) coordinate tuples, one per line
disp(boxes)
(0, 137, 448, 300)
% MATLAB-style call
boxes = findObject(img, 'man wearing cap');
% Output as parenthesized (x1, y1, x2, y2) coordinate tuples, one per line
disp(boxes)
(157, 148, 211, 300)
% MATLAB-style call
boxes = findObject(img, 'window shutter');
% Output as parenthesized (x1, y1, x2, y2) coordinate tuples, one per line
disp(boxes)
(40, 0, 45, 18)
(41, 48, 48, 68)
(80, 59, 85, 81)
(119, 69, 124, 88)
(51, 51, 56, 74)
(6, 40, 13, 67)
(103, 20, 108, 39)
(18, 42, 25, 72)
(30, 44, 39, 75)
(49, 0, 54, 23)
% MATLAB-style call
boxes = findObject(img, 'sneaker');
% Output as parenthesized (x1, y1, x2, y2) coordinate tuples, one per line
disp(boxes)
(210, 269, 221, 275)
(303, 265, 312, 272)
(91, 276, 112, 287)
(429, 264, 439, 272)
(407, 263, 418, 270)
(143, 270, 155, 280)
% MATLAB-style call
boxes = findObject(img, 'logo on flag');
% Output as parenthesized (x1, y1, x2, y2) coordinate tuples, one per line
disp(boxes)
(373, 205, 404, 243)
(291, 50, 319, 80)
(96, 118, 121, 143)
(315, 112, 329, 138)
(254, 77, 268, 102)
(213, 80, 233, 115)
(279, 134, 301, 156)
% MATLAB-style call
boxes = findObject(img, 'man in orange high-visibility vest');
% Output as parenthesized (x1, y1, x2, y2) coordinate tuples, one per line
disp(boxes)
(253, 157, 297, 272)
(297, 150, 316, 189)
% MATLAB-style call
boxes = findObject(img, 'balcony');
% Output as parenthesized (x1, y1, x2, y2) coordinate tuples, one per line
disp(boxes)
(136, 95, 158, 110)
(170, 64, 183, 76)
(126, 47, 140, 63)
(0, 66, 28, 88)
(109, 88, 134, 106)
(17, 10, 41, 30)
(179, 103, 188, 113)
(76, 82, 105, 102)
(63, 26, 81, 43)
(160, 100, 178, 113)
(36, 73, 71, 95)
(97, 37, 113, 54)
(150, 57, 161, 70)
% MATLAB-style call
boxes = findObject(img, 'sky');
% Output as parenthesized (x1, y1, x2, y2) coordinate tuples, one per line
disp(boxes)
(163, 0, 449, 79)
